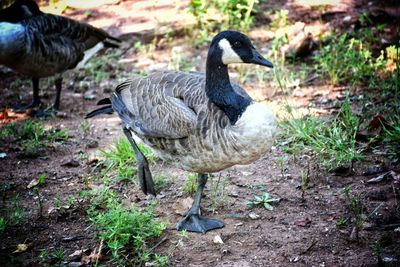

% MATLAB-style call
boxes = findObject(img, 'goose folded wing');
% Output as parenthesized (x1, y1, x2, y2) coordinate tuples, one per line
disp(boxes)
(113, 80, 198, 139)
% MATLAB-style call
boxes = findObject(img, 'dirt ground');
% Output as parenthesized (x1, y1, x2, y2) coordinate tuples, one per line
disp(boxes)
(1, 0, 400, 266)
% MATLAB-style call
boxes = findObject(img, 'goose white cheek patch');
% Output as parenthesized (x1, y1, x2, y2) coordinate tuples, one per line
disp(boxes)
(218, 38, 243, 64)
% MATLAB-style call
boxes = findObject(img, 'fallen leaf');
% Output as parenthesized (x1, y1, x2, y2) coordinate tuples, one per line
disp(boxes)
(27, 179, 39, 189)
(172, 197, 193, 215)
(294, 218, 312, 227)
(357, 114, 388, 140)
(367, 172, 389, 183)
(13, 243, 33, 253)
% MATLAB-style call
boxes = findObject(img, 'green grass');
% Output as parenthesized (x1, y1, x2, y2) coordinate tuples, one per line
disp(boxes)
(281, 98, 363, 170)
(87, 186, 167, 266)
(182, 173, 197, 195)
(313, 32, 385, 86)
(101, 138, 156, 183)
(0, 217, 7, 234)
(0, 120, 69, 157)
(187, 0, 257, 45)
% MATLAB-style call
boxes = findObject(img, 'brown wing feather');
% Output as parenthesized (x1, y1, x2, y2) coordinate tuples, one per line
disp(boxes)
(115, 71, 209, 139)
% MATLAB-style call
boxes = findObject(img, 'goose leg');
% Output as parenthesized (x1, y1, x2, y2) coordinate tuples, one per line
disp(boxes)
(123, 127, 156, 196)
(52, 77, 62, 111)
(14, 78, 41, 112)
(176, 173, 224, 233)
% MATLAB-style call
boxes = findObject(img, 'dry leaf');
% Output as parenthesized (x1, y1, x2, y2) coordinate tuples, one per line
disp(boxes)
(27, 179, 39, 189)
(13, 243, 33, 253)
(172, 197, 193, 215)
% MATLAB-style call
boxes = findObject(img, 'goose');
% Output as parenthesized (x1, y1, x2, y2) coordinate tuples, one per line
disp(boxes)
(0, 0, 121, 115)
(86, 30, 278, 233)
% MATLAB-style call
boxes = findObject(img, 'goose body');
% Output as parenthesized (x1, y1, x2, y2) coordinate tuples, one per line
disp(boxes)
(87, 30, 277, 233)
(0, 0, 120, 113)
(112, 71, 277, 173)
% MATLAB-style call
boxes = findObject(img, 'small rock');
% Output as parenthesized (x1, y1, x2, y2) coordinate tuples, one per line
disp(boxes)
(86, 139, 99, 149)
(213, 235, 224, 244)
(68, 262, 83, 267)
(69, 249, 84, 261)
(248, 212, 260, 220)
(84, 89, 97, 100)
(61, 159, 80, 168)
(343, 15, 352, 23)
(0, 152, 7, 159)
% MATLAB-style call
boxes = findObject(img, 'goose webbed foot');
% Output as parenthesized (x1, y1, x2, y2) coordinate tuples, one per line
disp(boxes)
(13, 99, 41, 113)
(176, 209, 224, 233)
(123, 127, 156, 196)
(176, 173, 224, 233)
(30, 106, 58, 117)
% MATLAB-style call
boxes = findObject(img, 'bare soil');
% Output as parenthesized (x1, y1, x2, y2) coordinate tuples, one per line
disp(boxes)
(1, 1, 399, 266)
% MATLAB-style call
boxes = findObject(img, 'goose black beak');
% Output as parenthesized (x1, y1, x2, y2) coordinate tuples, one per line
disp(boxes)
(250, 49, 273, 68)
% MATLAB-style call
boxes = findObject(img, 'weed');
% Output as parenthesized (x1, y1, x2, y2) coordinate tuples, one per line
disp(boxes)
(336, 217, 348, 228)
(182, 173, 197, 195)
(275, 156, 287, 178)
(281, 98, 363, 170)
(91, 203, 166, 266)
(38, 249, 48, 264)
(209, 173, 230, 212)
(51, 248, 65, 263)
(168, 47, 197, 72)
(30, 173, 47, 218)
(188, 0, 257, 45)
(300, 169, 309, 201)
(342, 186, 365, 241)
(175, 230, 189, 248)
(247, 192, 280, 211)
(0, 120, 69, 157)
(0, 217, 7, 234)
(101, 138, 156, 183)
(313, 32, 384, 86)
(9, 194, 25, 226)
(270, 9, 289, 30)
(371, 240, 384, 265)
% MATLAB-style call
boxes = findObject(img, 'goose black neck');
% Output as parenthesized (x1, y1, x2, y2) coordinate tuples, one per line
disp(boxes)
(205, 50, 251, 125)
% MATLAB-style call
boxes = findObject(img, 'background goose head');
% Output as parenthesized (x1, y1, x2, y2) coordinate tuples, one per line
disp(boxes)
(0, 0, 42, 22)
(207, 30, 273, 68)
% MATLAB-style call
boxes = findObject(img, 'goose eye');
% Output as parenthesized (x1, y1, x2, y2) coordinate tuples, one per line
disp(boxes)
(233, 41, 242, 48)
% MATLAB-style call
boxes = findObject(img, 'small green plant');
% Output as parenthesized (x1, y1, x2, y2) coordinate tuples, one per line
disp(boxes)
(0, 217, 7, 234)
(0, 120, 69, 157)
(182, 173, 197, 195)
(247, 192, 280, 211)
(336, 217, 348, 228)
(188, 0, 257, 45)
(270, 9, 289, 30)
(342, 186, 365, 241)
(175, 230, 189, 248)
(101, 138, 156, 183)
(9, 194, 25, 226)
(31, 173, 47, 218)
(275, 156, 287, 178)
(91, 203, 166, 266)
(371, 240, 384, 266)
(38, 249, 49, 264)
(51, 248, 65, 263)
(209, 174, 230, 212)
(300, 169, 309, 201)
(313, 32, 384, 86)
(168, 47, 197, 72)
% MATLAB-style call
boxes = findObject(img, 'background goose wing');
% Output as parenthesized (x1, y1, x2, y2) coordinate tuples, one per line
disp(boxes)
(112, 72, 204, 139)
(23, 13, 120, 49)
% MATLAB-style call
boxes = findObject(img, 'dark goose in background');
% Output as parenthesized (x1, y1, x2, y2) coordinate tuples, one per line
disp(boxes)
(0, 0, 121, 115)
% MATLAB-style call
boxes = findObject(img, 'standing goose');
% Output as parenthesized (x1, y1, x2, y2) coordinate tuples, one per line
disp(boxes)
(0, 0, 121, 114)
(86, 31, 278, 233)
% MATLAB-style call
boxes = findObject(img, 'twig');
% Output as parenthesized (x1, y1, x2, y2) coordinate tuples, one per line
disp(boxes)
(150, 235, 168, 252)
(301, 239, 318, 254)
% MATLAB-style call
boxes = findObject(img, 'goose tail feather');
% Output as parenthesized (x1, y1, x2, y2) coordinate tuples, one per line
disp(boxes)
(85, 98, 113, 118)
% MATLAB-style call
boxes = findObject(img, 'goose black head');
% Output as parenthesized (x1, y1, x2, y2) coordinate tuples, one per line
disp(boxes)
(0, 0, 42, 23)
(209, 30, 273, 68)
